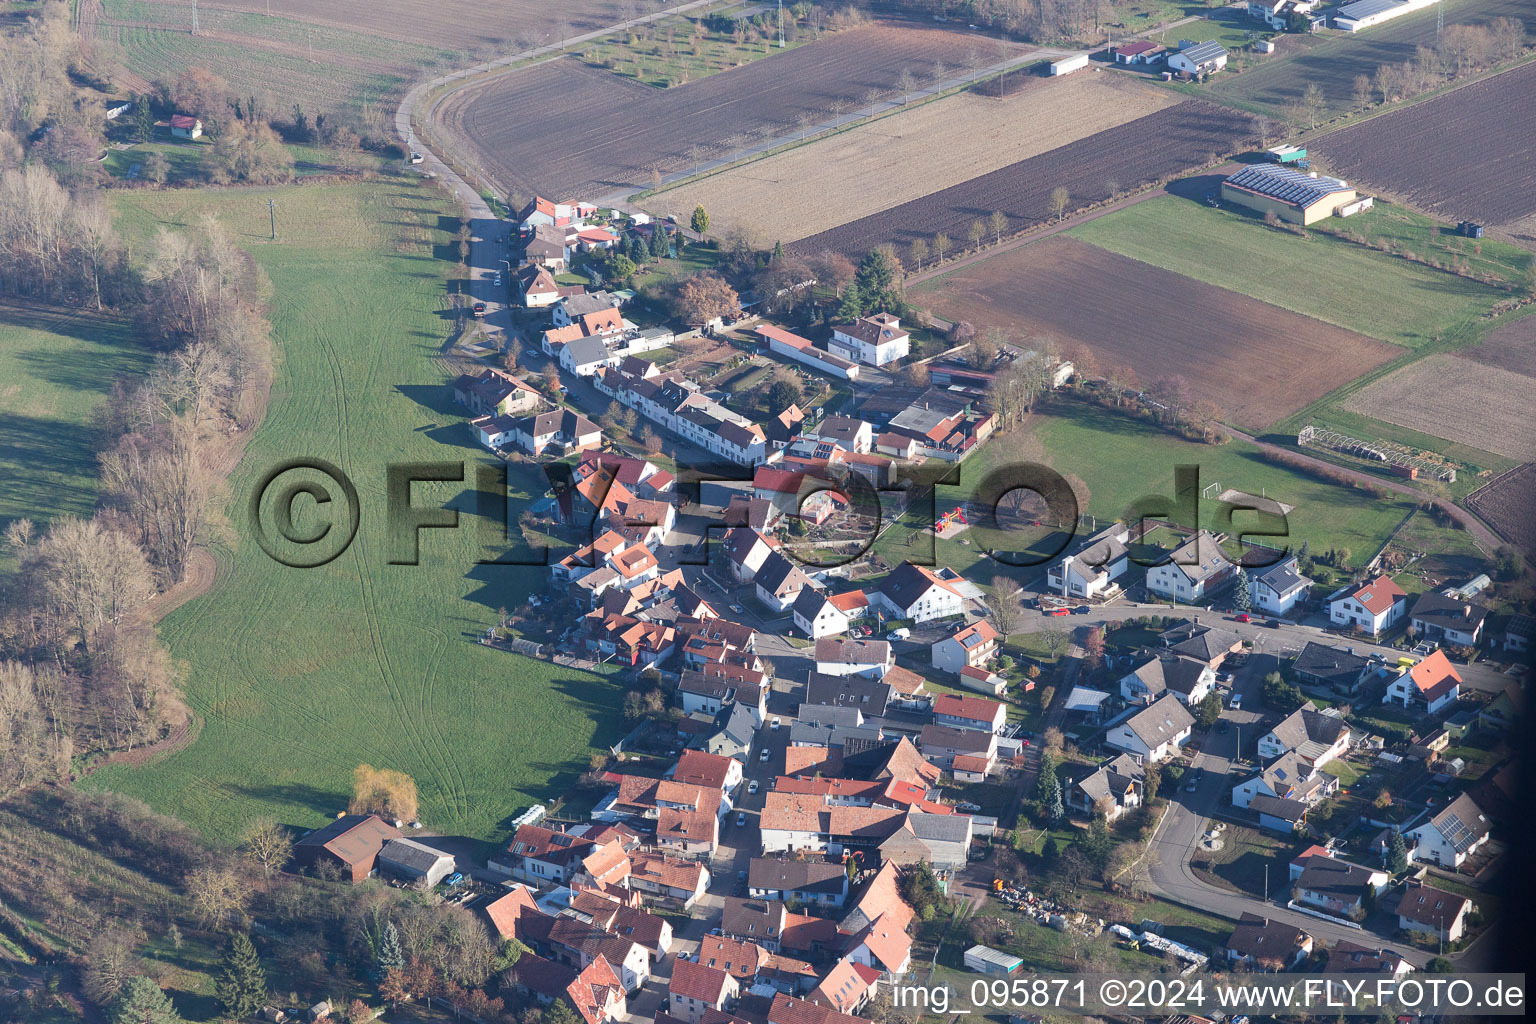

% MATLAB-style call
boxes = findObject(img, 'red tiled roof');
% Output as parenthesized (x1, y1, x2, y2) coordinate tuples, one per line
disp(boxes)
(484, 885, 542, 939)
(1407, 650, 1462, 700)
(933, 693, 1004, 723)
(1348, 575, 1407, 616)
(670, 959, 733, 1004)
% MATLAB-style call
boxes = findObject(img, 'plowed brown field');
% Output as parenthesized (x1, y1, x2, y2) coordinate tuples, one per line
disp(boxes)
(437, 22, 1010, 200)
(1312, 62, 1536, 226)
(1467, 462, 1536, 560)
(791, 100, 1256, 259)
(1345, 354, 1536, 460)
(916, 237, 1396, 430)
(1460, 314, 1536, 379)
(647, 73, 1179, 243)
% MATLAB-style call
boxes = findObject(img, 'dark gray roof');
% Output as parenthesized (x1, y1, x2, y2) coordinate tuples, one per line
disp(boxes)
(560, 291, 618, 317)
(919, 723, 993, 754)
(1296, 855, 1379, 898)
(1409, 592, 1491, 631)
(799, 704, 863, 729)
(908, 811, 972, 845)
(1124, 694, 1195, 747)
(379, 837, 453, 873)
(756, 551, 811, 595)
(1226, 912, 1309, 960)
(1177, 39, 1228, 63)
(1424, 794, 1489, 853)
(1267, 704, 1349, 754)
(749, 857, 848, 894)
(1249, 793, 1308, 822)
(805, 672, 891, 714)
(563, 334, 611, 366)
(1127, 655, 1211, 697)
(1225, 164, 1352, 209)
(1253, 555, 1309, 596)
(1292, 642, 1370, 683)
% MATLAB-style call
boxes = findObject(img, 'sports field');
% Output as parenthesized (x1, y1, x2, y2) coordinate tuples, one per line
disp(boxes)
(1068, 195, 1508, 348)
(85, 179, 625, 843)
(0, 303, 148, 531)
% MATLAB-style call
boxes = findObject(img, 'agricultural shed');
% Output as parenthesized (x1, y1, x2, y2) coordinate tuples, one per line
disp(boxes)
(965, 944, 1024, 974)
(1220, 165, 1357, 224)
(378, 838, 457, 886)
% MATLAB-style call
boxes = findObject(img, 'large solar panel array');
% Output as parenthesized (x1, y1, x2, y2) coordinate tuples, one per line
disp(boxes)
(1226, 164, 1352, 208)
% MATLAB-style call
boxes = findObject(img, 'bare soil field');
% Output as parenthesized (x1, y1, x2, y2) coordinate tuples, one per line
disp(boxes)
(647, 73, 1179, 244)
(436, 22, 1015, 200)
(915, 237, 1395, 430)
(1345, 354, 1536, 460)
(790, 100, 1256, 260)
(1467, 462, 1536, 560)
(1312, 62, 1536, 227)
(1460, 314, 1536, 379)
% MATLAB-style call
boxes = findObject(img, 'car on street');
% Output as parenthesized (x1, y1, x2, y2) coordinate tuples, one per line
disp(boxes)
(770, 717, 780, 731)
(676, 950, 690, 959)
(736, 813, 746, 827)
(748, 780, 758, 794)
(759, 748, 770, 762)
(471, 302, 486, 317)
(409, 152, 424, 164)
(1229, 693, 1243, 710)
(1046, 607, 1070, 617)
(1234, 613, 1251, 623)
(956, 802, 982, 813)
(1071, 605, 1090, 614)
(493, 272, 502, 287)
(887, 627, 911, 640)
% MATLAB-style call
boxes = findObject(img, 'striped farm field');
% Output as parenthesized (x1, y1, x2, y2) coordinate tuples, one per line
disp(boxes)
(648, 72, 1179, 244)
(1345, 354, 1536, 461)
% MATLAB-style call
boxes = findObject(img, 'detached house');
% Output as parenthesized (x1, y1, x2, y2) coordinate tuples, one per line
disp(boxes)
(1167, 39, 1228, 76)
(1329, 575, 1407, 635)
(1232, 750, 1338, 811)
(932, 620, 999, 675)
(828, 312, 910, 367)
(793, 589, 870, 639)
(1224, 913, 1313, 969)
(931, 694, 1007, 735)
(1048, 524, 1130, 599)
(1251, 554, 1312, 616)
(1396, 882, 1474, 943)
(1119, 655, 1215, 707)
(1066, 754, 1143, 821)
(1404, 793, 1489, 870)
(755, 552, 816, 613)
(722, 527, 778, 582)
(510, 408, 603, 457)
(1383, 650, 1461, 715)
(1292, 855, 1389, 917)
(1256, 703, 1351, 765)
(1105, 694, 1194, 763)
(1291, 642, 1371, 692)
(515, 263, 561, 307)
(452, 368, 544, 417)
(874, 561, 967, 623)
(1409, 593, 1490, 646)
(1145, 530, 1236, 602)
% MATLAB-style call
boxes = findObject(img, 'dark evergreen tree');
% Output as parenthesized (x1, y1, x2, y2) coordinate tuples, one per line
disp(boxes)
(1233, 569, 1252, 612)
(215, 932, 267, 1021)
(110, 976, 183, 1024)
(377, 920, 404, 973)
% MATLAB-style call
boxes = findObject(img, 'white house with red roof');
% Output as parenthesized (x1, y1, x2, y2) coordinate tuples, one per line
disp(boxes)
(931, 693, 1008, 735)
(828, 312, 910, 367)
(932, 619, 999, 675)
(169, 113, 202, 138)
(669, 960, 739, 1023)
(809, 957, 878, 1014)
(1383, 649, 1461, 714)
(576, 226, 620, 251)
(873, 561, 967, 623)
(519, 195, 582, 230)
(792, 589, 870, 639)
(1329, 575, 1408, 635)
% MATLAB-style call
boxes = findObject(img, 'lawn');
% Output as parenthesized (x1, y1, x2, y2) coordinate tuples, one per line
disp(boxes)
(579, 5, 823, 89)
(84, 178, 625, 844)
(1068, 195, 1508, 348)
(966, 403, 1417, 562)
(1193, 825, 1293, 897)
(0, 302, 149, 533)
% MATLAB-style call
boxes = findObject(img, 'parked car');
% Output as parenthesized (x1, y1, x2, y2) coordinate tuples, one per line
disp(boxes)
(1234, 613, 1251, 623)
(736, 813, 746, 827)
(471, 302, 487, 317)
(443, 873, 464, 888)
(1071, 605, 1091, 615)
(748, 779, 759, 794)
(956, 802, 982, 813)
(887, 627, 911, 640)
(1229, 693, 1243, 710)
(493, 272, 502, 287)
(676, 949, 690, 959)
(409, 152, 424, 164)
(1046, 607, 1070, 617)
(759, 748, 770, 762)
(770, 717, 780, 731)
(738, 869, 747, 881)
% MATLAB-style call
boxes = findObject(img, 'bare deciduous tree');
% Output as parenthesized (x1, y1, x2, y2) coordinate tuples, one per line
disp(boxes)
(242, 817, 294, 878)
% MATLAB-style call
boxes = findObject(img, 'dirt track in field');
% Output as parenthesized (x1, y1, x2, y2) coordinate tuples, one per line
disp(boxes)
(437, 22, 1019, 200)
(647, 72, 1179, 243)
(1312, 62, 1536, 227)
(1346, 353, 1536, 460)
(790, 100, 1256, 259)
(916, 237, 1396, 430)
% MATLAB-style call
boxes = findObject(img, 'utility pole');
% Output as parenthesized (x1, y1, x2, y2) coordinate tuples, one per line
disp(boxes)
(1264, 862, 1269, 903)
(267, 198, 277, 241)
(777, 0, 785, 47)
(191, 0, 198, 34)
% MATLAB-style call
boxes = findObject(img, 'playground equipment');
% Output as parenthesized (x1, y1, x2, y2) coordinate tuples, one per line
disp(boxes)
(935, 505, 968, 533)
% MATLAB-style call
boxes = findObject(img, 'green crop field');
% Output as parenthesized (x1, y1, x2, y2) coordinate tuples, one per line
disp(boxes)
(1069, 195, 1507, 348)
(85, 179, 625, 844)
(1068, 195, 1507, 347)
(0, 303, 149, 532)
